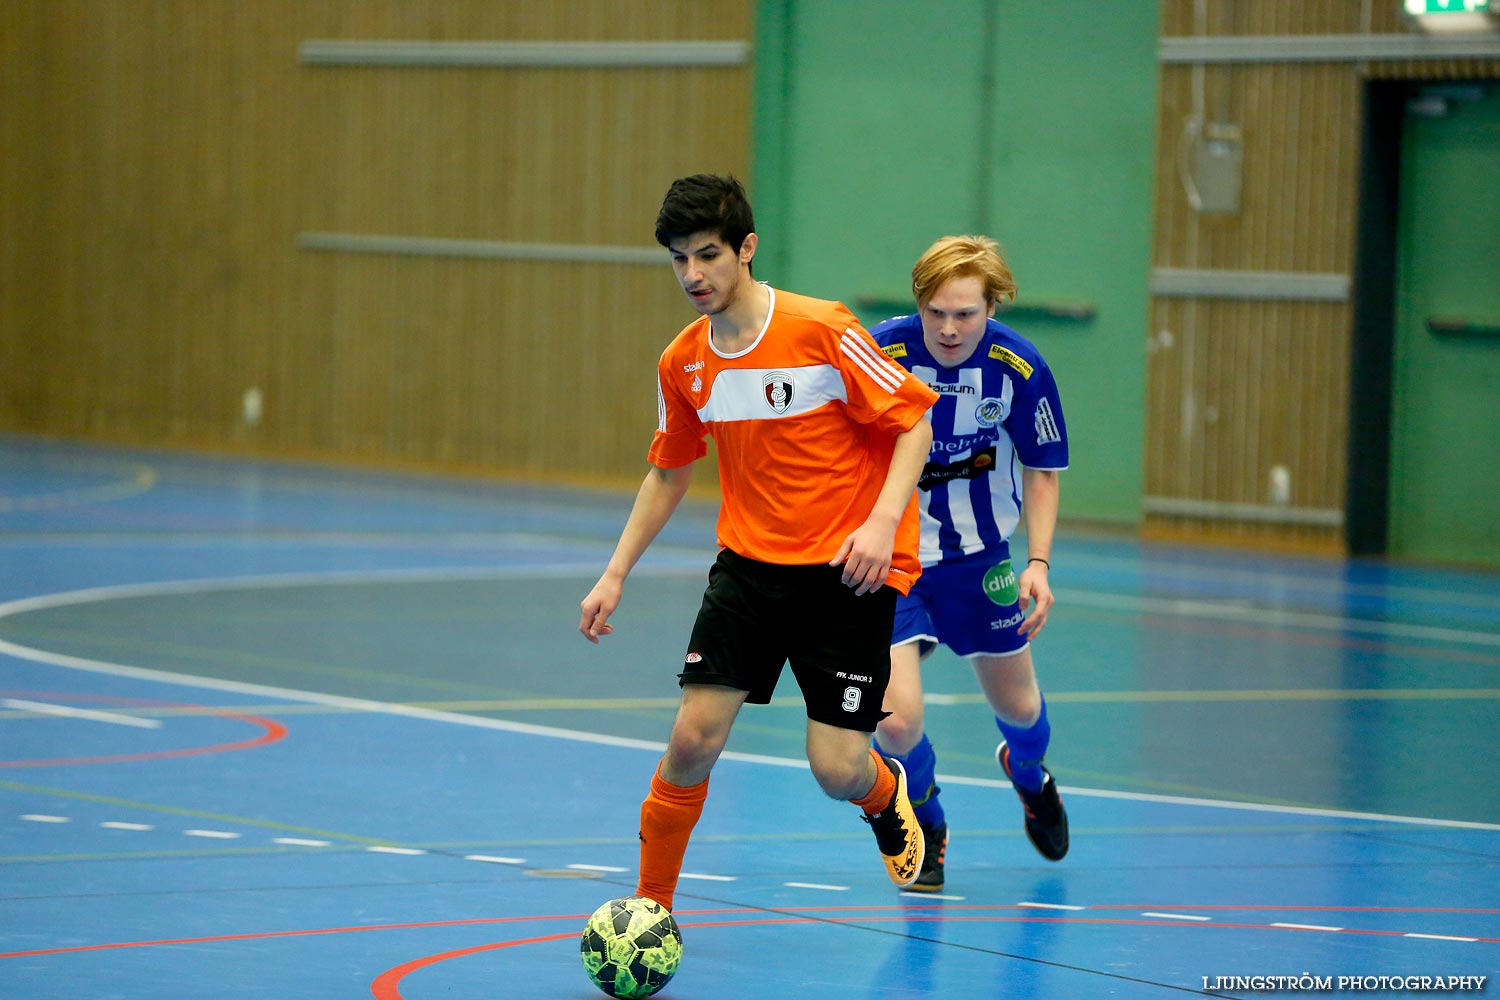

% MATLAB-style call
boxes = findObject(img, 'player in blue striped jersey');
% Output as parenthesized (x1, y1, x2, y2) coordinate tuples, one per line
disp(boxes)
(869, 235, 1070, 891)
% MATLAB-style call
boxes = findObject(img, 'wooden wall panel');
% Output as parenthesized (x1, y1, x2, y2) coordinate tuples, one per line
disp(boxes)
(0, 1, 750, 490)
(1147, 1, 1499, 553)
(1149, 55, 1360, 552)
(0, 7, 47, 427)
(1145, 298, 1350, 549)
(1161, 1, 1363, 36)
(1154, 63, 1362, 274)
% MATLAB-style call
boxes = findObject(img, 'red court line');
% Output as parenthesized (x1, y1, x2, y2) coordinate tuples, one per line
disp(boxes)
(369, 913, 1500, 999)
(8, 906, 1493, 977)
(369, 932, 579, 999)
(0, 690, 286, 768)
(1089, 904, 1500, 914)
(0, 914, 592, 960)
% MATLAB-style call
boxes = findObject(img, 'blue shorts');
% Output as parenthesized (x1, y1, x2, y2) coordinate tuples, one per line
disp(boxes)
(892, 546, 1030, 658)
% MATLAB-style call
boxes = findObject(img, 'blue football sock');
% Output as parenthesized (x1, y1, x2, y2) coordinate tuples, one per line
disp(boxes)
(996, 694, 1051, 794)
(873, 733, 945, 828)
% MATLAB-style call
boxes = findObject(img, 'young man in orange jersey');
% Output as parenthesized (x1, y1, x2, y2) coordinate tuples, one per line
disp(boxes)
(579, 174, 939, 912)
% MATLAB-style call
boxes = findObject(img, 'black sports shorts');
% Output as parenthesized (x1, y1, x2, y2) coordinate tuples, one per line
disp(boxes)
(679, 547, 897, 732)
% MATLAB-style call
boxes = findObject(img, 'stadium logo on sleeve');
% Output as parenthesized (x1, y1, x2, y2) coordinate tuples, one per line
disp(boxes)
(881, 343, 908, 359)
(763, 371, 794, 414)
(1035, 397, 1062, 445)
(989, 344, 1034, 378)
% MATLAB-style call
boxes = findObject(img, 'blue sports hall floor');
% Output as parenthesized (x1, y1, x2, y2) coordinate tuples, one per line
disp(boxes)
(0, 432, 1496, 999)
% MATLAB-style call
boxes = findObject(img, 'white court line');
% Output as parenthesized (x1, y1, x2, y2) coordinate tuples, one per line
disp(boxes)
(2, 698, 161, 730)
(184, 829, 240, 839)
(2, 568, 1499, 832)
(20, 814, 70, 823)
(1404, 933, 1477, 942)
(368, 846, 426, 856)
(1018, 901, 1085, 911)
(465, 855, 525, 865)
(785, 882, 848, 891)
(569, 864, 628, 873)
(937, 777, 1500, 831)
(273, 837, 331, 847)
(101, 821, 153, 831)
(1144, 912, 1212, 921)
(1270, 921, 1344, 931)
(680, 873, 736, 882)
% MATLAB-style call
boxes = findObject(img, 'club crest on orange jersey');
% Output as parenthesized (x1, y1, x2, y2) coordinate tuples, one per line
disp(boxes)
(763, 371, 794, 414)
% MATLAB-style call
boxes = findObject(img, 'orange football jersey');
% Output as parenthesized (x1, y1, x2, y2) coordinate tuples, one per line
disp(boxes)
(649, 287, 938, 594)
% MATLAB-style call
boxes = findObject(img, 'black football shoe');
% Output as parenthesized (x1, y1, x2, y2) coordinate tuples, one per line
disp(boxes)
(998, 741, 1069, 861)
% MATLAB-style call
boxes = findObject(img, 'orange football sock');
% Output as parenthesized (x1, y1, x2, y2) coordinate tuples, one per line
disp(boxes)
(635, 764, 708, 912)
(852, 747, 895, 814)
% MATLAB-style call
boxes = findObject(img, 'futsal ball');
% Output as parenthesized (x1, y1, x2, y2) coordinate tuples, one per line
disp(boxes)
(579, 896, 683, 999)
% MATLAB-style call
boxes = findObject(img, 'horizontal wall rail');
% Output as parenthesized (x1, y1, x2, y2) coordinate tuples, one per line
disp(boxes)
(299, 39, 750, 68)
(1143, 495, 1345, 527)
(297, 232, 665, 265)
(1160, 33, 1500, 64)
(1150, 268, 1351, 301)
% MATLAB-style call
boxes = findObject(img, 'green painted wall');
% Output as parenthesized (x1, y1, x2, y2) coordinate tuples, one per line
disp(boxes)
(753, 1, 1159, 525)
(1390, 85, 1500, 565)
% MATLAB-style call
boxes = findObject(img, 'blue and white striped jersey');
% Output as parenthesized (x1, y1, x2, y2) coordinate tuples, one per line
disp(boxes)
(871, 313, 1069, 566)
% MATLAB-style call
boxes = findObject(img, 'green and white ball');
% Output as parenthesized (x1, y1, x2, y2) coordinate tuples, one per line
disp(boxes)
(579, 896, 683, 999)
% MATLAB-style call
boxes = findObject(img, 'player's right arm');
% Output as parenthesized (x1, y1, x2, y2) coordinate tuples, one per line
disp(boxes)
(578, 462, 694, 643)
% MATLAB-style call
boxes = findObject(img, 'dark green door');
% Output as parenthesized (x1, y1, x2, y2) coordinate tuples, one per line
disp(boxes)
(1389, 85, 1500, 566)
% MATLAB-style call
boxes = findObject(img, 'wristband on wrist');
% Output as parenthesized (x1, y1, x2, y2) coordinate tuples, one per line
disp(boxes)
(1028, 557, 1050, 570)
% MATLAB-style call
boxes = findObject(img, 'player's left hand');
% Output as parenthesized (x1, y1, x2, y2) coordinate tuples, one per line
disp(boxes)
(1017, 562, 1055, 639)
(830, 518, 897, 595)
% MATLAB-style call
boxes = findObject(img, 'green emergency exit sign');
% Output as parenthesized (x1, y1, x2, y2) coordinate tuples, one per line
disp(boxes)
(1405, 0, 1491, 13)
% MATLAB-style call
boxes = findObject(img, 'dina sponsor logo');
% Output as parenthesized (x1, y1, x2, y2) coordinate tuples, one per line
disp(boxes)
(981, 560, 1020, 607)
